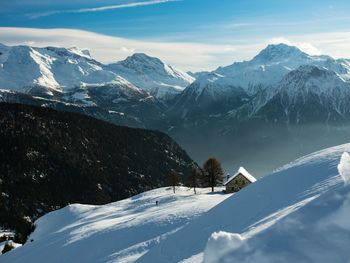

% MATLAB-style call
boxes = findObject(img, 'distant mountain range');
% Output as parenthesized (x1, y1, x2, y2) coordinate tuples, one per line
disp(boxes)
(0, 43, 193, 102)
(173, 43, 350, 122)
(1, 43, 350, 175)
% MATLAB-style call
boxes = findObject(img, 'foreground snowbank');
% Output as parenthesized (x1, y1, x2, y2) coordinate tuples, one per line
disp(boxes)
(338, 152, 350, 184)
(203, 149, 350, 263)
(204, 183, 350, 263)
(1, 187, 229, 263)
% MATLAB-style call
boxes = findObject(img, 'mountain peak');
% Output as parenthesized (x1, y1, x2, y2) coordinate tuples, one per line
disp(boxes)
(253, 43, 308, 62)
(107, 53, 194, 100)
(120, 52, 165, 69)
(129, 52, 157, 60)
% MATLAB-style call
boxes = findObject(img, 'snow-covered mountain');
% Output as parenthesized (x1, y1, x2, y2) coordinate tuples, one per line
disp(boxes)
(251, 64, 350, 124)
(0, 43, 193, 128)
(173, 43, 350, 119)
(0, 43, 193, 102)
(0, 44, 123, 94)
(211, 43, 350, 94)
(108, 53, 194, 101)
(2, 143, 350, 262)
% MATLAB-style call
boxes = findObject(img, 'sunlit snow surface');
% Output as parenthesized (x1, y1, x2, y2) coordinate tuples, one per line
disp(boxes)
(139, 143, 348, 262)
(203, 146, 350, 263)
(338, 152, 350, 184)
(3, 143, 350, 263)
(1, 187, 229, 263)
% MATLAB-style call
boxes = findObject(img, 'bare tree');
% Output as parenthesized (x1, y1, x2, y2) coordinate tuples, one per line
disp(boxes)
(203, 157, 223, 192)
(168, 171, 180, 193)
(187, 166, 202, 194)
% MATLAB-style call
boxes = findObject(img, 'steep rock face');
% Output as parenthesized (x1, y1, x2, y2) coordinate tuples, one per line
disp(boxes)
(0, 103, 194, 241)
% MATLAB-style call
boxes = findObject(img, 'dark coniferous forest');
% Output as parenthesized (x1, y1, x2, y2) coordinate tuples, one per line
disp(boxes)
(0, 103, 194, 242)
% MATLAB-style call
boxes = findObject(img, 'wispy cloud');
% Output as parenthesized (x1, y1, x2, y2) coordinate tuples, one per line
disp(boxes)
(1, 27, 350, 71)
(29, 0, 180, 19)
(0, 27, 239, 71)
(77, 0, 180, 12)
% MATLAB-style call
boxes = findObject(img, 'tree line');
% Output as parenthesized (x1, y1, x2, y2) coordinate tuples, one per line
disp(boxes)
(168, 157, 224, 194)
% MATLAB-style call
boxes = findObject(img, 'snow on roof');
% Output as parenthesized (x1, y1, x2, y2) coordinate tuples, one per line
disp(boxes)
(223, 167, 256, 186)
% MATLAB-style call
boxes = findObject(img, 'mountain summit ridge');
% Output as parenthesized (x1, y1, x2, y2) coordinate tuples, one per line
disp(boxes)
(0, 43, 193, 101)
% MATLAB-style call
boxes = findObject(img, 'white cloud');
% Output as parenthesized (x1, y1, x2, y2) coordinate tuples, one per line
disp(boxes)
(268, 37, 293, 46)
(0, 27, 259, 71)
(266, 32, 350, 58)
(29, 0, 180, 19)
(0, 27, 350, 72)
(267, 37, 322, 55)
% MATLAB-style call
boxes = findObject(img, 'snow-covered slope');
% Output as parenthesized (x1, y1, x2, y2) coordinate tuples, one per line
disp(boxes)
(3, 143, 350, 263)
(253, 64, 350, 123)
(108, 53, 194, 101)
(138, 143, 349, 262)
(204, 152, 350, 263)
(0, 44, 125, 94)
(277, 64, 350, 99)
(0, 187, 229, 263)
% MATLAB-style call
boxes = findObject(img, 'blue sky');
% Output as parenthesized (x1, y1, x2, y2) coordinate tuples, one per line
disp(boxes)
(1, 0, 350, 70)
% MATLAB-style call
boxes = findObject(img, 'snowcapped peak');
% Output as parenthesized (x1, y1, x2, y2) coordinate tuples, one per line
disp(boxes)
(116, 53, 194, 83)
(127, 52, 159, 61)
(0, 42, 194, 101)
(108, 53, 194, 100)
(118, 52, 167, 71)
(0, 43, 135, 94)
(253, 43, 308, 63)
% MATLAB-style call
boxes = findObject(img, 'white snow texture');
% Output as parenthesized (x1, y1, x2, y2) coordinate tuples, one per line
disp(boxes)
(338, 152, 350, 184)
(2, 144, 350, 263)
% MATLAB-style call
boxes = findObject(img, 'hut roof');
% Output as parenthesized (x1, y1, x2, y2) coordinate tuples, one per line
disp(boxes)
(224, 167, 256, 186)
